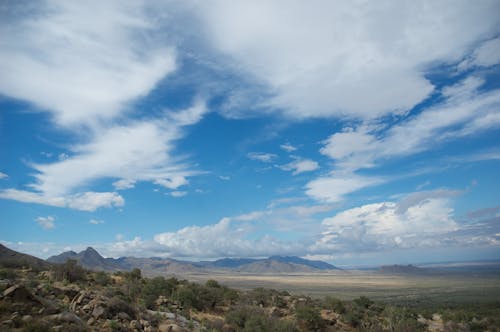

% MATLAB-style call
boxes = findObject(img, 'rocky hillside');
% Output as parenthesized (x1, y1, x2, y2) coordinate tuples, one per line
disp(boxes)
(0, 244, 498, 331)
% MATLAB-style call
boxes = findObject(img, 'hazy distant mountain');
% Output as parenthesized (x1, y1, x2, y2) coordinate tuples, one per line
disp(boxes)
(198, 256, 339, 272)
(378, 264, 428, 274)
(197, 258, 258, 269)
(47, 248, 339, 274)
(0, 243, 52, 270)
(268, 256, 338, 270)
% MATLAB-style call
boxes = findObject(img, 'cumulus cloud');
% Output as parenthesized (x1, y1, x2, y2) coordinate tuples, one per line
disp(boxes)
(195, 1, 500, 119)
(280, 158, 319, 175)
(0, 0, 176, 127)
(35, 216, 55, 230)
(311, 190, 460, 253)
(154, 217, 303, 258)
(247, 152, 277, 163)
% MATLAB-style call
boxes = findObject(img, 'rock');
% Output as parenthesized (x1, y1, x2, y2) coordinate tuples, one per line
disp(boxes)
(221, 324, 237, 332)
(117, 311, 131, 321)
(130, 320, 142, 330)
(21, 315, 33, 323)
(1, 319, 14, 327)
(3, 284, 38, 303)
(140, 319, 151, 327)
(92, 305, 107, 319)
(48, 311, 84, 325)
(159, 323, 187, 332)
(87, 317, 95, 325)
(146, 309, 175, 320)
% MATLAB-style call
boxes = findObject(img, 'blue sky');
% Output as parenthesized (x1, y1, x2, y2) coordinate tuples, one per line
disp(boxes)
(1, 1, 499, 266)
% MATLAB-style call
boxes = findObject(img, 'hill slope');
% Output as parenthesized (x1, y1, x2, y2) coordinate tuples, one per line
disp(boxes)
(0, 243, 52, 270)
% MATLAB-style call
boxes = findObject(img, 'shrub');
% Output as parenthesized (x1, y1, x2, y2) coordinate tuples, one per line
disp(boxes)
(323, 296, 345, 314)
(295, 305, 324, 331)
(353, 296, 374, 309)
(52, 259, 86, 283)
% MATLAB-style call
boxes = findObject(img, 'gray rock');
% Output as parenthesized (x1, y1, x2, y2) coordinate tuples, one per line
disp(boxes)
(117, 311, 131, 321)
(129, 319, 142, 330)
(92, 305, 106, 319)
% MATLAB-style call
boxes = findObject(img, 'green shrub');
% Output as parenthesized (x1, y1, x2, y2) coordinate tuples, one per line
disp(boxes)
(295, 304, 324, 331)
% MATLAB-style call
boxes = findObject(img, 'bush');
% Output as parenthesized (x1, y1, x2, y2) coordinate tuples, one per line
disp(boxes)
(52, 259, 86, 283)
(353, 296, 374, 309)
(93, 271, 112, 286)
(226, 305, 298, 332)
(295, 305, 324, 331)
(323, 296, 345, 314)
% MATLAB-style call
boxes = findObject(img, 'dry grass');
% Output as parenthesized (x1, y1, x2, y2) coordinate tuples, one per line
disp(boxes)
(180, 271, 500, 304)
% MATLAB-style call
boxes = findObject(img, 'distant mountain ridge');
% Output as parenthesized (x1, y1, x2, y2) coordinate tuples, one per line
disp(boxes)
(47, 247, 339, 274)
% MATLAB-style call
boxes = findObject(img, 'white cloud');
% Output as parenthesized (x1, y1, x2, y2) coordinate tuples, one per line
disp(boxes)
(247, 152, 277, 163)
(280, 158, 319, 175)
(154, 217, 302, 258)
(459, 37, 500, 70)
(113, 179, 136, 190)
(0, 101, 207, 209)
(280, 143, 297, 152)
(306, 174, 382, 203)
(196, 1, 500, 119)
(0, 189, 124, 212)
(170, 191, 187, 198)
(35, 216, 55, 230)
(305, 76, 500, 201)
(89, 219, 104, 225)
(0, 0, 176, 127)
(0, 172, 8, 179)
(312, 191, 459, 253)
(218, 175, 231, 181)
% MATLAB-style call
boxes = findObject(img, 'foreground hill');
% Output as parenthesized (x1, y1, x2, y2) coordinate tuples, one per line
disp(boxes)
(0, 243, 51, 270)
(48, 247, 339, 274)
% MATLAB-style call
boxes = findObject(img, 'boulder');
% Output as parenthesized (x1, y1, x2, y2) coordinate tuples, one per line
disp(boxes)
(159, 323, 187, 332)
(3, 284, 39, 303)
(92, 305, 107, 319)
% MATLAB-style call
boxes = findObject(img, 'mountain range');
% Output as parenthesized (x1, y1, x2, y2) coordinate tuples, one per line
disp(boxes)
(47, 247, 339, 274)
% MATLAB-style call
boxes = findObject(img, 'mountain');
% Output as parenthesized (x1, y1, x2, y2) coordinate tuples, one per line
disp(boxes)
(236, 260, 318, 273)
(197, 258, 259, 269)
(268, 256, 338, 270)
(47, 248, 339, 274)
(47, 247, 121, 271)
(0, 243, 52, 270)
(378, 264, 429, 274)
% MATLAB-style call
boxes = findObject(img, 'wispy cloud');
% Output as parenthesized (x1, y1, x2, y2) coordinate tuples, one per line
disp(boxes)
(280, 143, 297, 152)
(0, 1, 176, 128)
(247, 152, 277, 163)
(280, 158, 319, 175)
(0, 172, 8, 179)
(35, 216, 55, 230)
(89, 219, 104, 225)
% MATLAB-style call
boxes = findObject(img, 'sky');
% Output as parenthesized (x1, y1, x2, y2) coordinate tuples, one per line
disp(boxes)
(1, 0, 499, 267)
